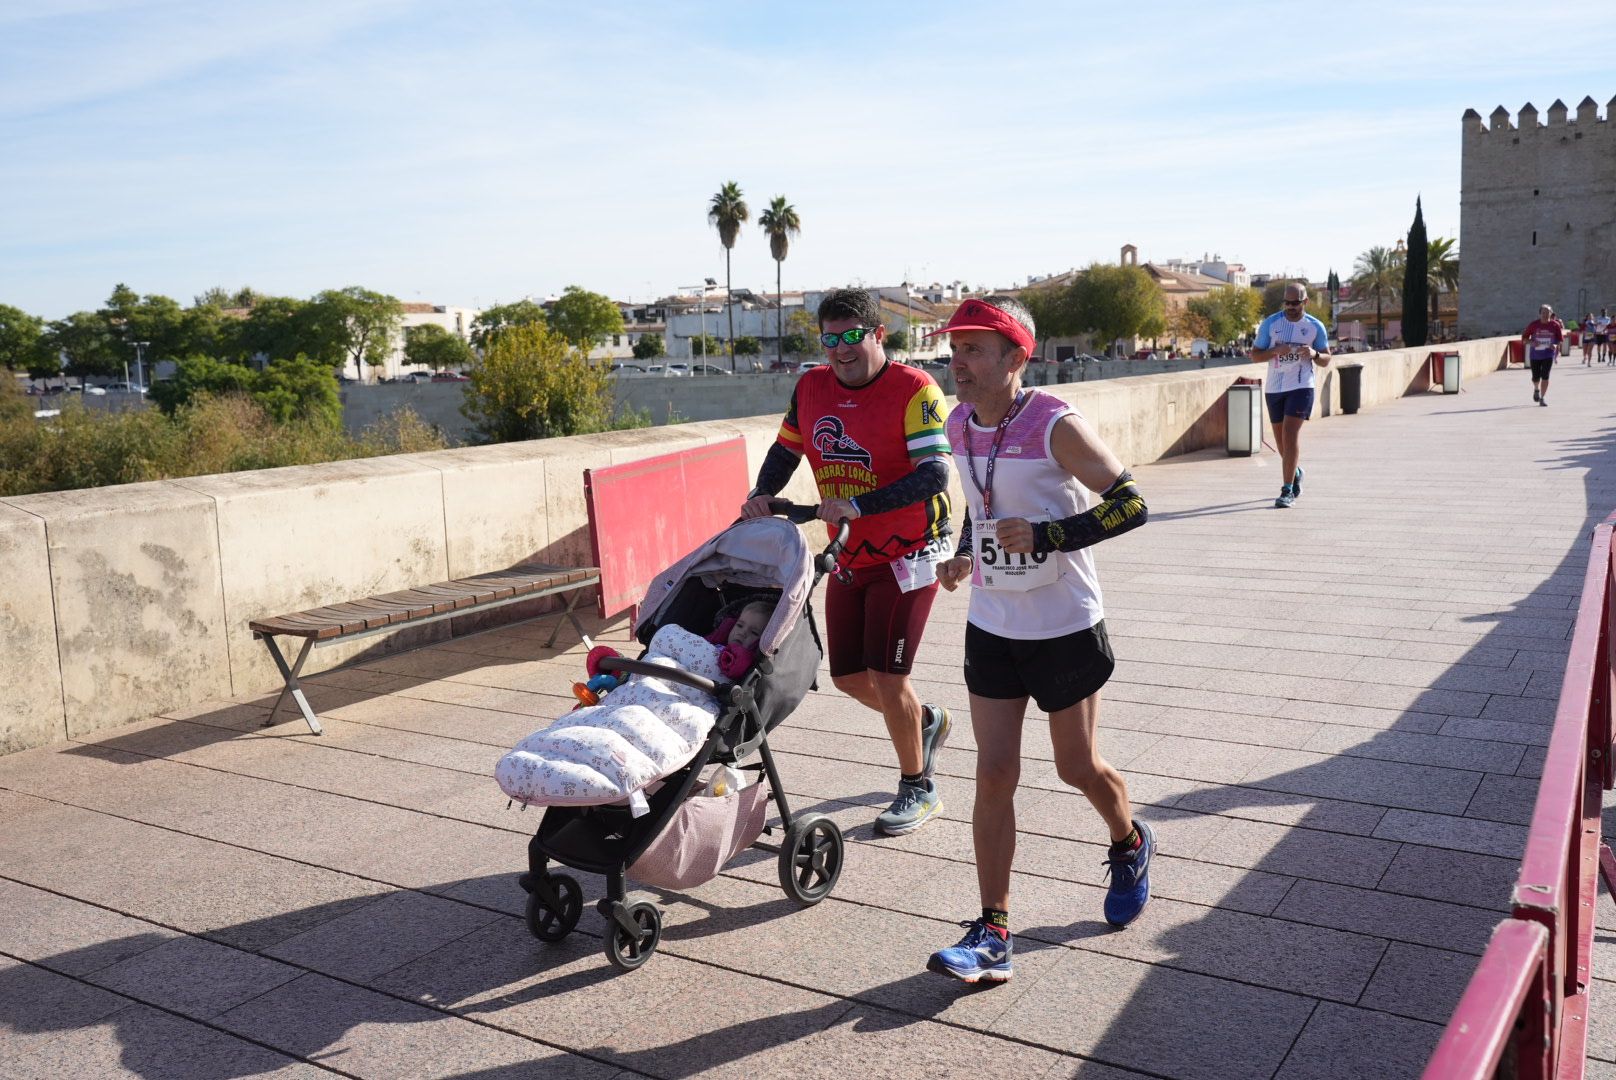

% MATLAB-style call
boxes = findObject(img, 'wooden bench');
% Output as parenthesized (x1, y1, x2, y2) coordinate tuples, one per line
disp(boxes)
(251, 563, 600, 735)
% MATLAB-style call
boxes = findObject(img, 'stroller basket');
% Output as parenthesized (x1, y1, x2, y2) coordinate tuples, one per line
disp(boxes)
(628, 778, 770, 891)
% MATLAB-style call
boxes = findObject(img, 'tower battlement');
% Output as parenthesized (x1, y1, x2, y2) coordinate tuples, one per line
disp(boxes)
(1458, 93, 1616, 337)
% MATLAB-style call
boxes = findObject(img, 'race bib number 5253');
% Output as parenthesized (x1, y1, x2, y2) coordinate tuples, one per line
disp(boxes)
(972, 517, 1057, 591)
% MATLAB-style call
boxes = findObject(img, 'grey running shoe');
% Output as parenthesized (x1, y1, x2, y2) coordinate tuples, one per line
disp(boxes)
(920, 704, 952, 779)
(1274, 485, 1295, 509)
(1292, 466, 1304, 499)
(1533, 389, 1540, 402)
(875, 779, 942, 836)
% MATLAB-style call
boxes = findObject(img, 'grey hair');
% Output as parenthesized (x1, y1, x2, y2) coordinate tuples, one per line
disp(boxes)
(977, 294, 1037, 349)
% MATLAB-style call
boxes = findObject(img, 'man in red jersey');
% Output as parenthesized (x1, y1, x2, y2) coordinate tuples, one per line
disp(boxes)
(1522, 304, 1563, 407)
(741, 288, 954, 835)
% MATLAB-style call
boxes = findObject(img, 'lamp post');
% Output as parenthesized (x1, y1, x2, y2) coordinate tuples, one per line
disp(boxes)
(131, 341, 149, 390)
(677, 279, 717, 366)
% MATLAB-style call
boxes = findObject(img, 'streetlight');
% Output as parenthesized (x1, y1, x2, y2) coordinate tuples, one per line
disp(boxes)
(131, 341, 149, 390)
(677, 279, 718, 365)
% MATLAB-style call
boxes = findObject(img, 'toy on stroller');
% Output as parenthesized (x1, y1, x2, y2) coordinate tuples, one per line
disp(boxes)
(504, 502, 850, 971)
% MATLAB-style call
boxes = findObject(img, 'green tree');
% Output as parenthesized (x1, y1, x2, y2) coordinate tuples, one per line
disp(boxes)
(404, 323, 475, 372)
(1351, 246, 1401, 344)
(708, 181, 749, 370)
(462, 323, 633, 443)
(308, 287, 404, 381)
(781, 333, 811, 356)
(1070, 263, 1167, 355)
(1019, 284, 1081, 357)
(43, 312, 121, 378)
(193, 286, 262, 309)
(1426, 236, 1459, 337)
(177, 303, 240, 361)
(0, 371, 30, 423)
(1189, 285, 1264, 345)
(0, 303, 45, 370)
(1402, 198, 1429, 347)
(100, 285, 188, 366)
(631, 333, 665, 360)
(149, 354, 340, 427)
(885, 327, 908, 353)
(238, 296, 333, 365)
(758, 195, 801, 371)
(470, 299, 547, 350)
(548, 286, 624, 354)
(688, 334, 725, 359)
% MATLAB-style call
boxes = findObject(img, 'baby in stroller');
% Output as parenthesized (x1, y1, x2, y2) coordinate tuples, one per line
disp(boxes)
(495, 598, 773, 814)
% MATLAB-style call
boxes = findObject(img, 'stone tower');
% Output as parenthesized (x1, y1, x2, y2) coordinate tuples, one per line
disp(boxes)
(1459, 96, 1616, 336)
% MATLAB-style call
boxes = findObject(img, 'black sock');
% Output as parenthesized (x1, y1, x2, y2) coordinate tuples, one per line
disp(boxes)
(901, 772, 926, 788)
(982, 908, 1010, 937)
(1109, 825, 1141, 856)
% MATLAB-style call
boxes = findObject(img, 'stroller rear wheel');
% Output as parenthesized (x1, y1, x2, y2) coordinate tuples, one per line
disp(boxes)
(604, 899, 663, 971)
(523, 873, 582, 942)
(778, 814, 844, 905)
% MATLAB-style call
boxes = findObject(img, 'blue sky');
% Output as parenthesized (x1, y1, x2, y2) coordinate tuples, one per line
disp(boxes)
(2, 0, 1611, 319)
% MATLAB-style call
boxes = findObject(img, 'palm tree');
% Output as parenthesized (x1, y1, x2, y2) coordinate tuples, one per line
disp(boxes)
(707, 182, 749, 371)
(1426, 236, 1460, 339)
(758, 196, 801, 372)
(1352, 246, 1401, 345)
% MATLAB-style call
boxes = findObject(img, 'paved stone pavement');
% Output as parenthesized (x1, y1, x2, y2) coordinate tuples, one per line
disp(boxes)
(4, 360, 1616, 1079)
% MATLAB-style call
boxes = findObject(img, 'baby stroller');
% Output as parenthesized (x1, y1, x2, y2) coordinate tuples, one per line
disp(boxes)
(517, 502, 850, 971)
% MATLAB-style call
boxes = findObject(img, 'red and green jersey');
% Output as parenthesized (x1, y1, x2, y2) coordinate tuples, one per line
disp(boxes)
(776, 362, 951, 568)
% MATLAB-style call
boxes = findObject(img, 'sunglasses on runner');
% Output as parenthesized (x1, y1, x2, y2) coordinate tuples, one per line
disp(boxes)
(819, 327, 878, 348)
(1283, 300, 1304, 307)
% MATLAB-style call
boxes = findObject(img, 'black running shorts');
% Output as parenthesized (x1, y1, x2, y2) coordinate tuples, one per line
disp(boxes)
(964, 620, 1115, 713)
(1529, 357, 1554, 381)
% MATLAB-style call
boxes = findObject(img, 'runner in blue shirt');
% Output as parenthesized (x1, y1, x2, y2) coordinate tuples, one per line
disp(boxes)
(1251, 283, 1331, 508)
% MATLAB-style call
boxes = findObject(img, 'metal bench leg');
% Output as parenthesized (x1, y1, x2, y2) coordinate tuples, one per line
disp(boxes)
(542, 588, 588, 649)
(261, 635, 323, 735)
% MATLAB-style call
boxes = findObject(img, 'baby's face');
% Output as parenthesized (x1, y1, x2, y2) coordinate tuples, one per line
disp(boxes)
(727, 605, 768, 650)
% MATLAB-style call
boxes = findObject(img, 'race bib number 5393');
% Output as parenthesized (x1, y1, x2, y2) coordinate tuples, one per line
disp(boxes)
(972, 517, 1057, 591)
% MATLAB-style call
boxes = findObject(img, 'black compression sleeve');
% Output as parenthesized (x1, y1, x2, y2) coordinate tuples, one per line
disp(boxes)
(750, 442, 801, 498)
(1031, 470, 1147, 554)
(850, 457, 950, 516)
(954, 518, 973, 559)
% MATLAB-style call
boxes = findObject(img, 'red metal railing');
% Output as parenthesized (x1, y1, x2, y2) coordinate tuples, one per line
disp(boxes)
(1424, 514, 1616, 1079)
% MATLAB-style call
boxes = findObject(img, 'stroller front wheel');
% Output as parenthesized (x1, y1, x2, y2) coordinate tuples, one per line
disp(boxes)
(604, 900, 663, 971)
(779, 814, 844, 905)
(523, 873, 582, 942)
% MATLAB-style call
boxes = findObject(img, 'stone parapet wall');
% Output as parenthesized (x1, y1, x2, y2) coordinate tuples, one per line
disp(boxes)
(0, 337, 1514, 755)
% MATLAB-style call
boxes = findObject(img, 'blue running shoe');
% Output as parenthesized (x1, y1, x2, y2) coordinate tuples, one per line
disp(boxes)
(1103, 819, 1156, 927)
(1292, 465, 1304, 499)
(927, 918, 1013, 983)
(1274, 485, 1295, 509)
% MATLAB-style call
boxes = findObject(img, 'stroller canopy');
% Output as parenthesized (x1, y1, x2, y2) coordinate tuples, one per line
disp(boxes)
(635, 517, 813, 658)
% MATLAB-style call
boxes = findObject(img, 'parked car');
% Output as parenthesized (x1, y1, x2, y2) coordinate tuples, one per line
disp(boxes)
(688, 364, 731, 376)
(104, 382, 146, 394)
(666, 364, 691, 377)
(608, 362, 646, 374)
(430, 371, 470, 382)
(796, 361, 824, 374)
(66, 384, 107, 396)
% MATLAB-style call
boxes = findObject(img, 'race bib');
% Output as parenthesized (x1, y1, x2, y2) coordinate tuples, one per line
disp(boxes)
(971, 517, 1057, 591)
(892, 534, 948, 593)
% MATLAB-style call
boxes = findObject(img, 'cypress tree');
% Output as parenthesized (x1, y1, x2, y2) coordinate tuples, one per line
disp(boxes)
(1403, 198, 1429, 347)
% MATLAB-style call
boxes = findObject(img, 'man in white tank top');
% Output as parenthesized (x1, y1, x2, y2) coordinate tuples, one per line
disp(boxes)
(918, 296, 1156, 985)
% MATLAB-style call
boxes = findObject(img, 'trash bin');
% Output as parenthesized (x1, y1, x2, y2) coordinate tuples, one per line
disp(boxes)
(1227, 381, 1262, 456)
(1338, 363, 1363, 414)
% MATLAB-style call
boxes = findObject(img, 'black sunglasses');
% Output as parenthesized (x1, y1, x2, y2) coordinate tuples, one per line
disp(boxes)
(1283, 300, 1305, 307)
(819, 327, 877, 348)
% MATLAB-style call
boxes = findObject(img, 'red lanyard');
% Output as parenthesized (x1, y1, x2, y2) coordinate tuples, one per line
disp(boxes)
(963, 391, 1027, 519)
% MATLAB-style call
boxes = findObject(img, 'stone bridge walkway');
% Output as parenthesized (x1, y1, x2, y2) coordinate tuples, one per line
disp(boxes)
(3, 360, 1616, 1079)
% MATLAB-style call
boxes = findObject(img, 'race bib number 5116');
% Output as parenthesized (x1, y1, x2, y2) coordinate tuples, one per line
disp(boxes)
(972, 517, 1057, 591)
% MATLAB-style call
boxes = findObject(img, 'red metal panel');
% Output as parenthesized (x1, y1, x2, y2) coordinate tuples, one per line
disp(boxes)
(584, 438, 750, 620)
(1421, 920, 1549, 1079)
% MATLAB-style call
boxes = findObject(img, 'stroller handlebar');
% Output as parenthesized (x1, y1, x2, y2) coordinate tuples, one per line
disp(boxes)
(764, 500, 851, 568)
(597, 656, 720, 697)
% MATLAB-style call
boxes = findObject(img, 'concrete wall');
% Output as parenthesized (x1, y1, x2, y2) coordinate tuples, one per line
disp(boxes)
(0, 337, 1513, 754)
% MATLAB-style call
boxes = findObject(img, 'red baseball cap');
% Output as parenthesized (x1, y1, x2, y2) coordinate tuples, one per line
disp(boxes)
(925, 298, 1036, 355)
